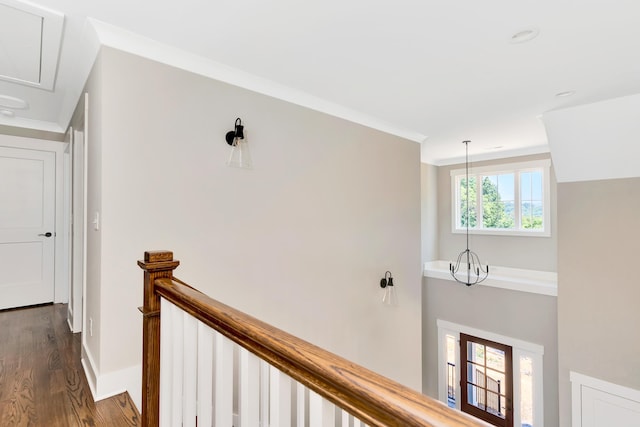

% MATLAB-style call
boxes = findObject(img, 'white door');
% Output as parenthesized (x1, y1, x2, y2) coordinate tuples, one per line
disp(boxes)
(0, 146, 56, 309)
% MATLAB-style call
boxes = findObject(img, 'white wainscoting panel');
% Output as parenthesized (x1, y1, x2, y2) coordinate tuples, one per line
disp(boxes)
(571, 371, 640, 427)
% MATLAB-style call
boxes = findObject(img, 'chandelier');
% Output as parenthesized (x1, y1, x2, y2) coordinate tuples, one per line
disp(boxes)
(450, 140, 489, 286)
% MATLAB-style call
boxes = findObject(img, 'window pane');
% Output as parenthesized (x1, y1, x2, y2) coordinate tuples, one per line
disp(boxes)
(482, 174, 514, 229)
(521, 172, 532, 200)
(497, 174, 514, 200)
(467, 383, 486, 410)
(486, 346, 505, 372)
(467, 342, 485, 364)
(459, 176, 477, 228)
(446, 335, 456, 365)
(521, 170, 544, 230)
(522, 201, 543, 229)
(531, 172, 542, 200)
(486, 390, 505, 418)
(467, 363, 486, 387)
(521, 356, 534, 427)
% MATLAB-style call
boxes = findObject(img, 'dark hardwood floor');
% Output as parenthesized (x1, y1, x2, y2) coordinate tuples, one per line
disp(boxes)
(0, 303, 140, 426)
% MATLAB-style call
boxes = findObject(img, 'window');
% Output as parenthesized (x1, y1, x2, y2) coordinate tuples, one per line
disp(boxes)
(438, 320, 544, 427)
(451, 160, 551, 236)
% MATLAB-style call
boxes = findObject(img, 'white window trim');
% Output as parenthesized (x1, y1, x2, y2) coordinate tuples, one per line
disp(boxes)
(451, 159, 551, 237)
(437, 319, 544, 427)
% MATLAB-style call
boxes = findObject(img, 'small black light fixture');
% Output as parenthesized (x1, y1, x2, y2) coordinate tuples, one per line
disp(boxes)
(380, 271, 397, 305)
(225, 117, 251, 168)
(225, 117, 244, 145)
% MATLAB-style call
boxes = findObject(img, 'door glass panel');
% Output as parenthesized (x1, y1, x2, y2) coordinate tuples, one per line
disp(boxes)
(520, 356, 533, 427)
(468, 341, 485, 364)
(487, 346, 505, 371)
(446, 335, 457, 408)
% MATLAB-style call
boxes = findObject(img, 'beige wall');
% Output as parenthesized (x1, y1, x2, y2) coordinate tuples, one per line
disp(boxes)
(422, 277, 559, 426)
(421, 163, 439, 263)
(84, 46, 423, 399)
(557, 177, 640, 426)
(437, 154, 557, 272)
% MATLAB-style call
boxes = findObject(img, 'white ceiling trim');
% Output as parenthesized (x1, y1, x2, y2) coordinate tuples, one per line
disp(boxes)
(422, 144, 550, 166)
(0, 0, 64, 90)
(88, 19, 426, 144)
(0, 114, 64, 133)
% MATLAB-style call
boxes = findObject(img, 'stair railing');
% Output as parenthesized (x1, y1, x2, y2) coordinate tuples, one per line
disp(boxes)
(139, 250, 488, 427)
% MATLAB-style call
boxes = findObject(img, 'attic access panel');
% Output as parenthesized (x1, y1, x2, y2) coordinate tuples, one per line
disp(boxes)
(0, 0, 64, 90)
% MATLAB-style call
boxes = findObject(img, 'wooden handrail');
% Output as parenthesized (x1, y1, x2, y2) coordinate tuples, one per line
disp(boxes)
(139, 251, 489, 427)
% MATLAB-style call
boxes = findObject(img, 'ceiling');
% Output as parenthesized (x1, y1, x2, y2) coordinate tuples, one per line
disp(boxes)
(1, 0, 639, 164)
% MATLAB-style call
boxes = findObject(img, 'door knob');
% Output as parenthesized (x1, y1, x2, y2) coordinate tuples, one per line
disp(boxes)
(38, 232, 52, 237)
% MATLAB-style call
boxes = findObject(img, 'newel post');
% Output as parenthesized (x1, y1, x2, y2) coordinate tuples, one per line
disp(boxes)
(138, 250, 180, 427)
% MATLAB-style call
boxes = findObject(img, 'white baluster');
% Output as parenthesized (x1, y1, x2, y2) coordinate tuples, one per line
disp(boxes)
(170, 303, 184, 426)
(214, 331, 234, 425)
(341, 410, 350, 427)
(182, 313, 198, 426)
(260, 361, 270, 427)
(270, 367, 292, 427)
(309, 390, 335, 427)
(239, 348, 260, 426)
(197, 322, 214, 426)
(297, 383, 307, 426)
(159, 298, 173, 427)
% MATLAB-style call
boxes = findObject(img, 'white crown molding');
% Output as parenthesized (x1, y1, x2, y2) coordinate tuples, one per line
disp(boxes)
(423, 144, 550, 166)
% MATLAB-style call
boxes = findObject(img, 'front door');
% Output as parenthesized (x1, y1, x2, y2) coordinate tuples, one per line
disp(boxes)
(0, 146, 56, 310)
(461, 333, 514, 427)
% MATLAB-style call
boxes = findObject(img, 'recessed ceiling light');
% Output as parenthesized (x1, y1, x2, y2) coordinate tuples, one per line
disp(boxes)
(510, 28, 540, 44)
(0, 94, 29, 109)
(555, 90, 576, 98)
(0, 109, 15, 118)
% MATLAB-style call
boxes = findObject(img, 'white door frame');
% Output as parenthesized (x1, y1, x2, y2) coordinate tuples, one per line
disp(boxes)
(0, 134, 67, 305)
(68, 93, 89, 334)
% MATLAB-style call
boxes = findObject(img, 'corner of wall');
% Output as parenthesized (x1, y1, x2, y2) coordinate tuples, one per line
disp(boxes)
(81, 340, 141, 412)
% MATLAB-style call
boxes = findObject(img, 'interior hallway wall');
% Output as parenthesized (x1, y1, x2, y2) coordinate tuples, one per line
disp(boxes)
(557, 177, 640, 426)
(83, 46, 423, 402)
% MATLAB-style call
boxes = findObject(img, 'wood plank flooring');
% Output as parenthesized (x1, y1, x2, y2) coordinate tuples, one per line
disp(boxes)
(0, 303, 140, 426)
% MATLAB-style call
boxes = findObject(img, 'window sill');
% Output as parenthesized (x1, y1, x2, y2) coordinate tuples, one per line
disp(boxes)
(451, 228, 551, 237)
(423, 260, 557, 297)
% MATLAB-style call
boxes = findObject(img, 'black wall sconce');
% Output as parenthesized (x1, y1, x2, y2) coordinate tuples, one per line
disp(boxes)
(225, 117, 251, 168)
(225, 117, 244, 144)
(380, 271, 397, 305)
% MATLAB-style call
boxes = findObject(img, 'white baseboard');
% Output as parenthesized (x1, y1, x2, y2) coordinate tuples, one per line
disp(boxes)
(81, 342, 142, 412)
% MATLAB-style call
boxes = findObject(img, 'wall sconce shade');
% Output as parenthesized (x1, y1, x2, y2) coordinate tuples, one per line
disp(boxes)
(226, 117, 251, 169)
